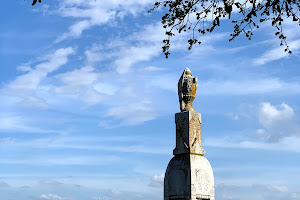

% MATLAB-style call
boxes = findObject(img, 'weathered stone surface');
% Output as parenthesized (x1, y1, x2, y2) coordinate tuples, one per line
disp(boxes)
(173, 111, 204, 156)
(164, 155, 191, 200)
(190, 155, 214, 200)
(164, 155, 214, 200)
(178, 68, 198, 112)
(164, 68, 214, 200)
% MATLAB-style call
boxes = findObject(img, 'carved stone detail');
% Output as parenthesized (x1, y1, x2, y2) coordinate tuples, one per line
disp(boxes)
(173, 111, 204, 156)
(178, 68, 198, 112)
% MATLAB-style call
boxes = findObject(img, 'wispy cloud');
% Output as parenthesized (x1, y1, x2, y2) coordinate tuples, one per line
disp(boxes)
(216, 183, 300, 200)
(114, 45, 161, 74)
(152, 76, 300, 96)
(0, 23, 170, 126)
(205, 134, 300, 152)
(54, 0, 155, 42)
(37, 193, 66, 200)
(1, 134, 172, 155)
(0, 155, 120, 166)
(105, 99, 158, 126)
(0, 137, 15, 145)
(0, 114, 68, 134)
(6, 47, 74, 93)
(198, 78, 300, 95)
(253, 39, 300, 65)
(2, 47, 75, 109)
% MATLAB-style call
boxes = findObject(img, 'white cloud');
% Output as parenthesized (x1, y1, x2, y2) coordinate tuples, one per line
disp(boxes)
(81, 22, 166, 74)
(114, 45, 161, 74)
(252, 128, 267, 140)
(39, 194, 63, 200)
(252, 17, 300, 66)
(258, 102, 294, 127)
(78, 88, 104, 106)
(7, 135, 171, 155)
(51, 66, 107, 106)
(84, 44, 107, 63)
(0, 155, 120, 166)
(7, 19, 299, 130)
(198, 78, 300, 95)
(129, 22, 165, 43)
(20, 96, 49, 109)
(141, 66, 166, 72)
(149, 174, 164, 188)
(6, 47, 74, 93)
(205, 135, 300, 152)
(236, 102, 300, 143)
(53, 66, 99, 94)
(106, 100, 157, 126)
(54, 0, 155, 42)
(255, 129, 265, 135)
(17, 65, 32, 72)
(1, 23, 172, 125)
(51, 66, 123, 106)
(0, 137, 15, 146)
(152, 76, 300, 96)
(253, 39, 300, 65)
(55, 20, 91, 42)
(93, 82, 119, 96)
(2, 47, 74, 109)
(0, 114, 67, 134)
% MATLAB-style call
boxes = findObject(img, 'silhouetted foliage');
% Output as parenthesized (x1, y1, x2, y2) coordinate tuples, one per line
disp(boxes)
(31, 0, 42, 6)
(149, 0, 300, 58)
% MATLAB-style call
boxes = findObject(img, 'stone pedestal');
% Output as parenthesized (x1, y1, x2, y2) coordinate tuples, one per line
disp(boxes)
(164, 68, 214, 200)
(164, 155, 214, 200)
(173, 111, 204, 156)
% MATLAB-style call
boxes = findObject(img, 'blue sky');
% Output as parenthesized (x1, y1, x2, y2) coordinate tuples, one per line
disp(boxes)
(1, 1, 300, 200)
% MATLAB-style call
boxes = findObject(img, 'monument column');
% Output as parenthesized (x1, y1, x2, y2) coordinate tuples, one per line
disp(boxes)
(164, 68, 214, 200)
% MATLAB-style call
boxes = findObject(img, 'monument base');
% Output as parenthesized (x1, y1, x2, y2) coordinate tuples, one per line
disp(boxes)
(164, 154, 214, 200)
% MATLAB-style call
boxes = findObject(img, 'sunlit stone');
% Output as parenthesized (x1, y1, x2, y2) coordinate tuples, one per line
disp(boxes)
(164, 68, 215, 200)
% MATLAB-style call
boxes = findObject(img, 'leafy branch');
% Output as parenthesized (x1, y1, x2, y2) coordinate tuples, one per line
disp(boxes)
(30, 0, 42, 6)
(149, 0, 300, 58)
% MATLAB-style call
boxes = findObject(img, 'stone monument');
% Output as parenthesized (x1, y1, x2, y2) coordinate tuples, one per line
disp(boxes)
(164, 68, 215, 200)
